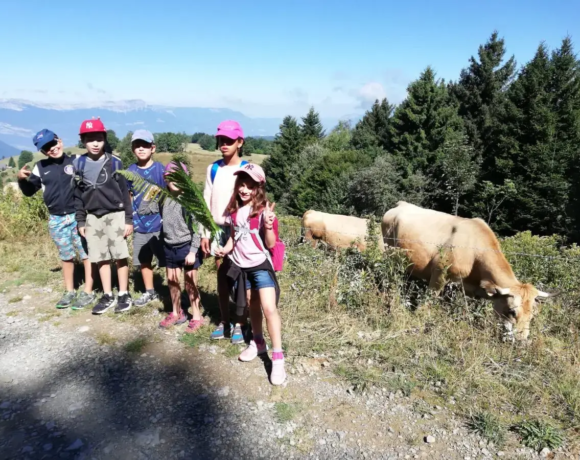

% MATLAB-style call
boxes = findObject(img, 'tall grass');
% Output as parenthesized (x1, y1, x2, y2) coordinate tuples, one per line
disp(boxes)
(0, 189, 49, 240)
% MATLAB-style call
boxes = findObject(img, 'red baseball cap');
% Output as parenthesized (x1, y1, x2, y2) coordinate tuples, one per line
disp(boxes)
(79, 118, 106, 135)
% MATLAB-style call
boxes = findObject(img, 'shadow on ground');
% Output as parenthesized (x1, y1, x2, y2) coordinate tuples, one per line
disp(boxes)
(0, 328, 258, 460)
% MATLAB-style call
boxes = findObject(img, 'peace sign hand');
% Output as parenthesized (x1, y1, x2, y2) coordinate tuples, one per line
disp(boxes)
(17, 165, 32, 181)
(264, 202, 276, 230)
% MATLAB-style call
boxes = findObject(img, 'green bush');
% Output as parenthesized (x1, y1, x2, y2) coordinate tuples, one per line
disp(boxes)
(0, 190, 49, 240)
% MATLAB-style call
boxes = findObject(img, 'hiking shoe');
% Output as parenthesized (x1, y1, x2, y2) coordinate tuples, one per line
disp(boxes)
(231, 323, 245, 344)
(56, 291, 76, 309)
(71, 291, 96, 310)
(115, 293, 133, 313)
(270, 356, 287, 386)
(239, 340, 268, 362)
(211, 322, 233, 340)
(159, 312, 187, 328)
(185, 319, 203, 334)
(92, 294, 117, 315)
(134, 291, 159, 307)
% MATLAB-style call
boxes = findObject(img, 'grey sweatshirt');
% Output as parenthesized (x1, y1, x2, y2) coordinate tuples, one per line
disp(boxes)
(161, 198, 201, 252)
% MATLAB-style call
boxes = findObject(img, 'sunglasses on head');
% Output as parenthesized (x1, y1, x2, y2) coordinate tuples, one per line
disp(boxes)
(41, 140, 58, 154)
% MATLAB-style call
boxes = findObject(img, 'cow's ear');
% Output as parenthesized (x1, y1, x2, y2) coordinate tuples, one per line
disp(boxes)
(477, 281, 498, 298)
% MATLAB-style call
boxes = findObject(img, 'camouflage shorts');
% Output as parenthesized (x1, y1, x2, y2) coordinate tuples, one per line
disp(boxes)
(48, 213, 88, 261)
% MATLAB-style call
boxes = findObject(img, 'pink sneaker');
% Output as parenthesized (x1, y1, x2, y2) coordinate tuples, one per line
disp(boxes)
(159, 312, 187, 329)
(185, 319, 203, 334)
(270, 357, 286, 385)
(238, 340, 268, 362)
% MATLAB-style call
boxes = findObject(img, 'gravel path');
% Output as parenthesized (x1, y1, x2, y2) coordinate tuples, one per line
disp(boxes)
(0, 287, 572, 460)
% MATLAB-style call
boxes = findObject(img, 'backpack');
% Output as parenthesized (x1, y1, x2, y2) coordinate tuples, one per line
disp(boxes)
(231, 209, 285, 272)
(75, 153, 121, 185)
(210, 159, 249, 183)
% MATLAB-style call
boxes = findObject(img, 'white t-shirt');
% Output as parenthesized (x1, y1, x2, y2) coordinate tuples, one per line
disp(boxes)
(202, 160, 246, 230)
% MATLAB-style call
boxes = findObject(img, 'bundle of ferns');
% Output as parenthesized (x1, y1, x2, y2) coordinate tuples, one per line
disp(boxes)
(117, 154, 221, 242)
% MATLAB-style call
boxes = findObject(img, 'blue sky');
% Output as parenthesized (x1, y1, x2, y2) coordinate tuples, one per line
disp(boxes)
(1, 0, 578, 118)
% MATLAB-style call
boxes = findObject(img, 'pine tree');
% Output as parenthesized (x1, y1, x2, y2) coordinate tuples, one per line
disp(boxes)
(390, 67, 464, 174)
(550, 37, 580, 239)
(351, 98, 394, 151)
(8, 157, 15, 168)
(450, 31, 516, 162)
(263, 116, 304, 205)
(491, 43, 570, 236)
(301, 107, 325, 143)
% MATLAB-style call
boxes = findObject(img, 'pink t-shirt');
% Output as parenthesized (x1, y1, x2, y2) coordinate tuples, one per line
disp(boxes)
(226, 205, 268, 268)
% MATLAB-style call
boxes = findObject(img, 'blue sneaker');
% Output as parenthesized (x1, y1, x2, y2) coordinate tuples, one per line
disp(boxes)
(231, 324, 245, 345)
(211, 322, 233, 340)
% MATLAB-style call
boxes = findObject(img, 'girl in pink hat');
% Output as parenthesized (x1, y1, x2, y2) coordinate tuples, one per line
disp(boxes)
(214, 163, 286, 386)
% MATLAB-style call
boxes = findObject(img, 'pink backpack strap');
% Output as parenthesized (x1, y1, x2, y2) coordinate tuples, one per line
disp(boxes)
(249, 212, 265, 251)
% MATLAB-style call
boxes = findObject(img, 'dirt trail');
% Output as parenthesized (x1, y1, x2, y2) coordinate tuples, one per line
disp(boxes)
(0, 285, 562, 460)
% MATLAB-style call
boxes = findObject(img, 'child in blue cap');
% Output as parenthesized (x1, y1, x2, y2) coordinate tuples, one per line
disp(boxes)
(17, 129, 96, 309)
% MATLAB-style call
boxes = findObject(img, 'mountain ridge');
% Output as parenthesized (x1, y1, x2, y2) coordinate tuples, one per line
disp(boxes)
(0, 99, 348, 151)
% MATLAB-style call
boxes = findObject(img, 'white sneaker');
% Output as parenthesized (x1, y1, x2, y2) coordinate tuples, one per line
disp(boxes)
(238, 340, 268, 362)
(270, 358, 287, 385)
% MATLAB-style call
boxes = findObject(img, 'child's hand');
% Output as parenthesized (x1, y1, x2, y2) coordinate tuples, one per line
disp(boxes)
(201, 238, 211, 255)
(17, 165, 31, 180)
(124, 224, 134, 238)
(264, 202, 276, 230)
(185, 252, 197, 266)
(214, 246, 226, 258)
(78, 226, 86, 238)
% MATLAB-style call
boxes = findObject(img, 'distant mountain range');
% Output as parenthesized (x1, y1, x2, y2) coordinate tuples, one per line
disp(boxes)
(0, 139, 20, 159)
(0, 99, 346, 154)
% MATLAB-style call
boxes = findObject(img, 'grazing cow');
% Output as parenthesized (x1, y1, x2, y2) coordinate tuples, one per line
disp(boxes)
(302, 210, 384, 252)
(381, 201, 552, 340)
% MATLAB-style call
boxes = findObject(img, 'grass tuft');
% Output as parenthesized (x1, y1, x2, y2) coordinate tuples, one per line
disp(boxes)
(8, 296, 22, 303)
(515, 420, 565, 451)
(5, 310, 18, 316)
(274, 402, 300, 423)
(467, 412, 506, 446)
(125, 337, 148, 353)
(95, 332, 117, 346)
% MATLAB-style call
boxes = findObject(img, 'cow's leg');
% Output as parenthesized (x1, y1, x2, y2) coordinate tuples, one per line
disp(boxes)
(303, 228, 318, 248)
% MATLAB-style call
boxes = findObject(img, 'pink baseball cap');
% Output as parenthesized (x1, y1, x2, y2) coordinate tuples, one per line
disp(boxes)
(216, 120, 244, 140)
(164, 161, 189, 175)
(233, 163, 266, 184)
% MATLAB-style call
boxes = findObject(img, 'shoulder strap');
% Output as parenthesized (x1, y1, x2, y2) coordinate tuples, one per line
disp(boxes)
(110, 155, 121, 173)
(241, 160, 249, 167)
(210, 160, 223, 184)
(77, 155, 87, 173)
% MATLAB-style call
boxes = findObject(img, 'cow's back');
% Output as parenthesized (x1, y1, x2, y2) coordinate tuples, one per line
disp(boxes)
(302, 210, 371, 250)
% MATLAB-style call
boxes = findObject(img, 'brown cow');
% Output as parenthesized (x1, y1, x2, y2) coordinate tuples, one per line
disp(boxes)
(302, 210, 384, 252)
(381, 201, 552, 340)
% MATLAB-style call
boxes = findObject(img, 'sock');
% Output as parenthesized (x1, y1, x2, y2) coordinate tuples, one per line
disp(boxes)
(146, 289, 155, 295)
(254, 334, 265, 347)
(105, 292, 113, 297)
(272, 348, 284, 360)
(118, 291, 128, 296)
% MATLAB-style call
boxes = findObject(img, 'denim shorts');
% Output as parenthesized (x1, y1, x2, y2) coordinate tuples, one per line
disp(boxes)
(243, 270, 275, 291)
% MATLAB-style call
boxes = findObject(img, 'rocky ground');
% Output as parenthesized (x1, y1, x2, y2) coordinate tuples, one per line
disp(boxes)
(0, 286, 575, 460)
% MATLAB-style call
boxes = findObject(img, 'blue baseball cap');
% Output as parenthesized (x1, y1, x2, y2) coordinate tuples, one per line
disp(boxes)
(131, 129, 155, 144)
(33, 129, 57, 151)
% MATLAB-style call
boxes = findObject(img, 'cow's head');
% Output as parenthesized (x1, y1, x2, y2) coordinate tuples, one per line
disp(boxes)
(478, 282, 552, 341)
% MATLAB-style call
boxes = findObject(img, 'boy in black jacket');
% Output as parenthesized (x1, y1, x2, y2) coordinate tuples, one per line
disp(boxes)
(73, 118, 133, 315)
(18, 129, 95, 309)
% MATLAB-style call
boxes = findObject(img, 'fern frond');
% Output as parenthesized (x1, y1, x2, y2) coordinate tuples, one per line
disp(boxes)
(118, 168, 222, 242)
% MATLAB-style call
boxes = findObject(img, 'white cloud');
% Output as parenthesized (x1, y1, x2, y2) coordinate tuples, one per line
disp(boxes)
(356, 82, 387, 107)
(0, 123, 34, 137)
(125, 121, 145, 126)
(156, 118, 165, 123)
